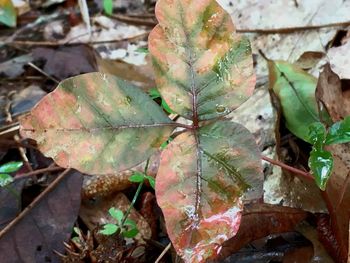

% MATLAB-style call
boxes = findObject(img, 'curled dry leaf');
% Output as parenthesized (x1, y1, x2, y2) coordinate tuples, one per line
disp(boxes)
(149, 0, 255, 121)
(20, 72, 174, 175)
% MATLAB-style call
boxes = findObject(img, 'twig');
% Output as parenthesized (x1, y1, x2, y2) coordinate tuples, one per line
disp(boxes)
(14, 134, 33, 172)
(9, 32, 150, 47)
(109, 13, 156, 27)
(15, 166, 64, 180)
(27, 62, 60, 84)
(155, 242, 171, 263)
(236, 21, 350, 34)
(0, 169, 71, 238)
(261, 155, 314, 181)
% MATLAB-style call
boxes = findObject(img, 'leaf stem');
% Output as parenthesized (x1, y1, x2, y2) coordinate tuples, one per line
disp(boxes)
(120, 158, 150, 227)
(261, 155, 314, 181)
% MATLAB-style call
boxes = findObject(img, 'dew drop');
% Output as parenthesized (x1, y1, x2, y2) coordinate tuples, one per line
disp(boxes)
(216, 104, 226, 113)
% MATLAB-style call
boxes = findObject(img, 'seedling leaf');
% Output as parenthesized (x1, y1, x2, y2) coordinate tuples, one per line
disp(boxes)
(325, 116, 350, 145)
(122, 227, 138, 238)
(309, 148, 333, 191)
(0, 173, 14, 187)
(108, 207, 123, 224)
(0, 161, 23, 173)
(129, 172, 145, 183)
(0, 0, 16, 27)
(99, 223, 118, 235)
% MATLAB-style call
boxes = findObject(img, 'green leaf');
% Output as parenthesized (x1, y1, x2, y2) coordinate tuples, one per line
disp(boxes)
(156, 120, 263, 262)
(0, 161, 23, 173)
(135, 47, 149, 54)
(129, 172, 145, 183)
(268, 60, 320, 143)
(99, 223, 119, 235)
(325, 116, 350, 145)
(149, 88, 174, 114)
(124, 218, 137, 228)
(108, 207, 123, 224)
(149, 0, 255, 121)
(0, 0, 16, 27)
(73, 227, 81, 235)
(20, 73, 175, 175)
(122, 227, 138, 238)
(308, 122, 326, 149)
(0, 173, 13, 187)
(103, 0, 113, 15)
(309, 148, 333, 191)
(145, 175, 155, 189)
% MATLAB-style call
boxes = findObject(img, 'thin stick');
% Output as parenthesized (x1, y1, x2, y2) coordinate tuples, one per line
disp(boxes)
(0, 169, 71, 238)
(27, 62, 60, 84)
(261, 155, 314, 181)
(155, 243, 171, 263)
(236, 21, 350, 34)
(15, 166, 64, 180)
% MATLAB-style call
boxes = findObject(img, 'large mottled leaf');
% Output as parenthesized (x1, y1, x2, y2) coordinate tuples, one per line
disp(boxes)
(149, 0, 255, 121)
(268, 60, 321, 143)
(20, 73, 174, 174)
(156, 120, 263, 262)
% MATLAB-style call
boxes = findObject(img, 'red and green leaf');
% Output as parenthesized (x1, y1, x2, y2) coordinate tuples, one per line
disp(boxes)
(149, 0, 255, 121)
(156, 121, 263, 262)
(20, 73, 175, 174)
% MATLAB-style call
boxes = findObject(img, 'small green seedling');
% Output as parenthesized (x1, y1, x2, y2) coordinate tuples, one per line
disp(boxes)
(0, 161, 23, 187)
(102, 0, 113, 15)
(99, 207, 138, 238)
(308, 116, 350, 190)
(129, 171, 155, 189)
(149, 88, 175, 114)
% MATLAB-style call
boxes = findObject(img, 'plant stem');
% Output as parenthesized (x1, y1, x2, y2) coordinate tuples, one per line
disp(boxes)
(261, 155, 314, 181)
(120, 158, 150, 227)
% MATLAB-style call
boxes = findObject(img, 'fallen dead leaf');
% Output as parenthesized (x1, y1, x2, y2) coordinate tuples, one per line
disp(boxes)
(215, 203, 308, 261)
(0, 169, 83, 263)
(33, 45, 98, 80)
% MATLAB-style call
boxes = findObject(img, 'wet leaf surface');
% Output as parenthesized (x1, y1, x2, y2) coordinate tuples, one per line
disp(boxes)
(20, 72, 174, 175)
(157, 120, 263, 262)
(215, 203, 308, 261)
(0, 170, 83, 263)
(149, 0, 255, 121)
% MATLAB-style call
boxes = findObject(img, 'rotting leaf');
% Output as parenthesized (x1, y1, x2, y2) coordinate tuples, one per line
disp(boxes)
(157, 120, 263, 262)
(149, 0, 255, 121)
(268, 60, 320, 143)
